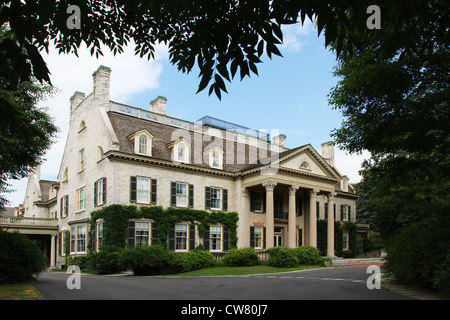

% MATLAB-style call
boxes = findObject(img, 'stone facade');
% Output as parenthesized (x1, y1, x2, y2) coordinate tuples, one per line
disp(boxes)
(17, 66, 358, 268)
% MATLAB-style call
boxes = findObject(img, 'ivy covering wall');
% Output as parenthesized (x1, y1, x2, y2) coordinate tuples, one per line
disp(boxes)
(317, 220, 357, 258)
(88, 204, 239, 252)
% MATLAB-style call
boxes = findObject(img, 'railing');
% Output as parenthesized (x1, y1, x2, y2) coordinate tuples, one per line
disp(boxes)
(211, 251, 269, 262)
(274, 211, 288, 220)
(0, 216, 58, 228)
(110, 101, 274, 149)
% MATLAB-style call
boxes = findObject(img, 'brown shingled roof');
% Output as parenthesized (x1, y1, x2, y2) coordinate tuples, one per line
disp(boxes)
(107, 111, 276, 173)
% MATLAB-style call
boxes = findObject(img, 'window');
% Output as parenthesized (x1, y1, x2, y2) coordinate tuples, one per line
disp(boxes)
(210, 188, 221, 210)
(135, 221, 150, 246)
(70, 225, 87, 253)
(342, 179, 347, 192)
(61, 231, 67, 256)
(253, 192, 263, 212)
(76, 187, 85, 212)
(77, 225, 86, 253)
(94, 178, 106, 206)
(60, 195, 69, 218)
(205, 187, 228, 211)
(63, 167, 68, 182)
(79, 121, 86, 131)
(175, 224, 187, 251)
(78, 149, 85, 172)
(341, 205, 349, 221)
(139, 135, 147, 154)
(97, 222, 103, 251)
(130, 130, 153, 156)
(97, 146, 103, 161)
(169, 139, 190, 163)
(300, 162, 310, 169)
(254, 227, 262, 249)
(206, 147, 223, 169)
(137, 177, 150, 203)
(342, 231, 349, 250)
(209, 226, 222, 251)
(177, 143, 185, 162)
(176, 183, 187, 207)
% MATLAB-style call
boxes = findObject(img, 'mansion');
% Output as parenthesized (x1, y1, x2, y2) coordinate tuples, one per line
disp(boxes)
(6, 66, 360, 269)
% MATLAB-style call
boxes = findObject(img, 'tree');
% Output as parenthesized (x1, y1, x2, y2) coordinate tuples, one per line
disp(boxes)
(0, 26, 58, 209)
(328, 1, 449, 292)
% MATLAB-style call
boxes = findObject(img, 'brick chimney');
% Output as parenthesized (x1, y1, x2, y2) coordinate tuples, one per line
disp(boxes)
(92, 65, 111, 107)
(321, 141, 335, 167)
(70, 91, 85, 112)
(150, 96, 167, 115)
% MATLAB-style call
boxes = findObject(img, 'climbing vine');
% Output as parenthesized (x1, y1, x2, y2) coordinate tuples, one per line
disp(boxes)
(89, 204, 238, 252)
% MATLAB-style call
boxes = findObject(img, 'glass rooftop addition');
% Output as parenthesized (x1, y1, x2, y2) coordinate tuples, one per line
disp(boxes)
(197, 116, 270, 141)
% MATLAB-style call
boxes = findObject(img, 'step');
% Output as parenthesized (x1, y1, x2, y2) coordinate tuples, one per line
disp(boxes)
(331, 257, 384, 266)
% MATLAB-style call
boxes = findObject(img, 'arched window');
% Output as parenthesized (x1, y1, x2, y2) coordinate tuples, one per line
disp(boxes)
(79, 121, 86, 131)
(139, 135, 147, 154)
(178, 143, 185, 162)
(300, 162, 310, 169)
(63, 167, 68, 181)
(212, 150, 220, 168)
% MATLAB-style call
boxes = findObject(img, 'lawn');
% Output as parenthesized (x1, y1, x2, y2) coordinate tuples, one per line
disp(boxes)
(0, 281, 45, 300)
(166, 264, 324, 277)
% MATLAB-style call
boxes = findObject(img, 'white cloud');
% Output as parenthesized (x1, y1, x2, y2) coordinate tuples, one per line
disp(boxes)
(334, 148, 371, 184)
(280, 18, 314, 52)
(4, 42, 169, 207)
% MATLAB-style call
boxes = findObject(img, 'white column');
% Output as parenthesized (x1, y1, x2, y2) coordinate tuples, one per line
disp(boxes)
(309, 189, 319, 248)
(239, 188, 250, 247)
(288, 185, 299, 248)
(50, 234, 56, 269)
(327, 192, 337, 257)
(263, 181, 277, 249)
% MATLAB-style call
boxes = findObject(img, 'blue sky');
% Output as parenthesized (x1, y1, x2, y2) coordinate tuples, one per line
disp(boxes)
(4, 20, 369, 207)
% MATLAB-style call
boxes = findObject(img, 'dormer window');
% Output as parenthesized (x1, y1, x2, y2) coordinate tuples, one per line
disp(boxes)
(205, 146, 223, 169)
(167, 138, 190, 163)
(139, 135, 147, 154)
(341, 177, 349, 192)
(128, 130, 153, 156)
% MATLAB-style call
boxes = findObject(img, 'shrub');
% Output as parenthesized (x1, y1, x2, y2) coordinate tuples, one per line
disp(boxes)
(223, 247, 259, 267)
(266, 246, 298, 268)
(295, 246, 324, 266)
(88, 246, 124, 275)
(171, 250, 216, 273)
(66, 255, 89, 271)
(0, 229, 46, 284)
(119, 244, 173, 276)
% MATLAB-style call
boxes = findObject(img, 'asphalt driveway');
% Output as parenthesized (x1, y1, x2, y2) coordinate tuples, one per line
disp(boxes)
(36, 266, 410, 301)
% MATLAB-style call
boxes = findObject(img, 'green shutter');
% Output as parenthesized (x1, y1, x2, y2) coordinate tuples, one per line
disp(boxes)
(60, 198, 63, 218)
(325, 202, 328, 220)
(189, 224, 195, 251)
(250, 226, 255, 248)
(205, 186, 211, 210)
(203, 225, 210, 251)
(102, 177, 107, 204)
(128, 221, 135, 248)
(316, 201, 320, 219)
(188, 184, 194, 208)
(151, 179, 157, 205)
(92, 225, 97, 253)
(168, 224, 175, 251)
(151, 222, 158, 245)
(263, 227, 266, 249)
(94, 180, 97, 206)
(298, 228, 303, 247)
(130, 176, 137, 202)
(222, 189, 228, 211)
(223, 226, 229, 251)
(170, 182, 176, 207)
(341, 204, 344, 221)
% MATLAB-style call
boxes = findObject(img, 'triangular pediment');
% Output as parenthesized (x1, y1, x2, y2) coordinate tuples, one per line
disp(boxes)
(277, 145, 340, 179)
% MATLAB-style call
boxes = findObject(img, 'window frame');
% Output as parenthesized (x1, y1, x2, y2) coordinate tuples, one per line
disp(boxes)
(210, 187, 222, 210)
(70, 224, 87, 254)
(209, 225, 222, 252)
(254, 226, 263, 249)
(135, 221, 150, 247)
(78, 149, 85, 172)
(136, 177, 150, 204)
(175, 182, 188, 207)
(76, 187, 86, 212)
(175, 223, 188, 251)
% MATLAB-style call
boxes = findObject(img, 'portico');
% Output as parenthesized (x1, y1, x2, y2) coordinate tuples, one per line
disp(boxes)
(238, 162, 340, 257)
